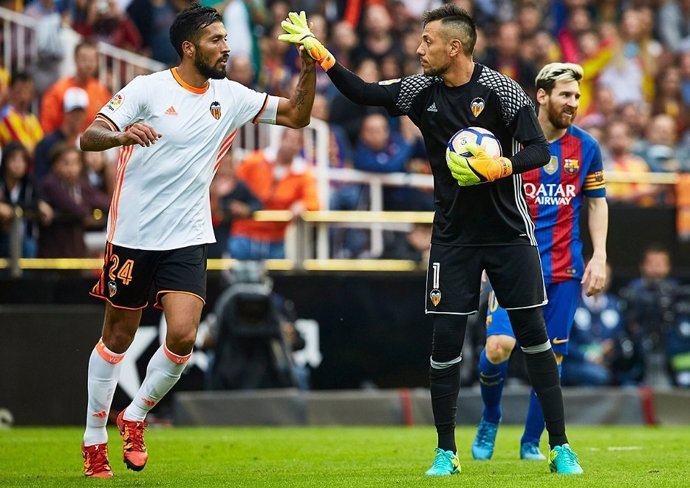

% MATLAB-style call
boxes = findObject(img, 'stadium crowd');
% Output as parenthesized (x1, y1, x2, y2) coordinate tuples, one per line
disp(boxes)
(1, 0, 690, 388)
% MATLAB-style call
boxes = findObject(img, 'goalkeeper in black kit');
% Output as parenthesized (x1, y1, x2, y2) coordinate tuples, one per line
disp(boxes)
(279, 5, 583, 476)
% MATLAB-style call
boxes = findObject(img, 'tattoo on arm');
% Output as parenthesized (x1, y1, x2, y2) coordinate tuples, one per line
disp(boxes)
(290, 64, 315, 125)
(80, 123, 121, 151)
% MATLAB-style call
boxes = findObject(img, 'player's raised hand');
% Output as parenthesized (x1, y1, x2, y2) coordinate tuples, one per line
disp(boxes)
(120, 122, 162, 147)
(278, 11, 335, 71)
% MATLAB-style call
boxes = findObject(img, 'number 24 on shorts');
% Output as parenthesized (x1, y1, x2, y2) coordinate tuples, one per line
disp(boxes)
(108, 255, 135, 285)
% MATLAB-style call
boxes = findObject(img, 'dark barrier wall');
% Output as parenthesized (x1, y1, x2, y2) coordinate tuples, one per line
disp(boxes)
(0, 306, 103, 425)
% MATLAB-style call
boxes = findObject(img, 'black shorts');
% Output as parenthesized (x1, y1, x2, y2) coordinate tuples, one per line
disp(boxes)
(425, 243, 546, 315)
(90, 242, 207, 310)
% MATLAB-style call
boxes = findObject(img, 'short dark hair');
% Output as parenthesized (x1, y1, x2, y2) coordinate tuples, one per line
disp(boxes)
(74, 40, 98, 58)
(10, 71, 32, 87)
(422, 4, 476, 55)
(169, 2, 224, 58)
(0, 141, 29, 178)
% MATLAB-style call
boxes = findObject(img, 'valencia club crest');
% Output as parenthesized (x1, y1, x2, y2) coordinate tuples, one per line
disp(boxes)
(210, 101, 221, 120)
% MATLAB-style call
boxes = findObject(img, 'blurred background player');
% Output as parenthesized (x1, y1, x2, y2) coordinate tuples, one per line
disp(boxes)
(471, 63, 608, 462)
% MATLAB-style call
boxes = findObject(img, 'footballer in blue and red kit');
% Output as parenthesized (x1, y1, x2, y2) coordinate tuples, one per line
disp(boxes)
(486, 124, 606, 356)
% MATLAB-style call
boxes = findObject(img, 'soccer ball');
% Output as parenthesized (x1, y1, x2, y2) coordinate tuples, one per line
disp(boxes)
(447, 126, 502, 158)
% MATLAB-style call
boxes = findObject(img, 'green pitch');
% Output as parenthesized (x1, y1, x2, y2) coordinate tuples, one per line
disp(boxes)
(1, 425, 689, 488)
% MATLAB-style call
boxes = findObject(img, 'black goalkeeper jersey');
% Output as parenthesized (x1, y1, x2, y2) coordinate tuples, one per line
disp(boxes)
(372, 63, 549, 247)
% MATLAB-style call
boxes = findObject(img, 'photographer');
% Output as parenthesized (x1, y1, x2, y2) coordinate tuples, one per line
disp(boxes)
(619, 244, 690, 387)
(564, 265, 643, 386)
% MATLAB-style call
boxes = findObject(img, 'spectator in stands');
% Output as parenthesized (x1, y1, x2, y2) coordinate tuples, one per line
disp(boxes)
(125, 0, 186, 66)
(556, 5, 592, 63)
(34, 86, 89, 184)
(380, 222, 432, 265)
(222, 0, 266, 75)
(208, 150, 262, 259)
(563, 264, 642, 386)
(681, 50, 690, 107)
(0, 142, 53, 258)
(352, 113, 425, 211)
(598, 8, 658, 107)
(328, 20, 359, 70)
(656, 0, 690, 53)
(480, 21, 538, 98)
(256, 23, 293, 97)
(636, 114, 684, 174)
(602, 119, 660, 206)
(229, 128, 319, 260)
(577, 28, 616, 116)
(619, 244, 681, 387)
(530, 29, 561, 70)
(226, 54, 256, 88)
(0, 72, 43, 155)
(329, 57, 384, 146)
(38, 143, 109, 257)
(82, 149, 115, 196)
(76, 0, 143, 52)
(651, 65, 688, 135)
(24, 0, 66, 94)
(351, 3, 404, 66)
(40, 40, 112, 135)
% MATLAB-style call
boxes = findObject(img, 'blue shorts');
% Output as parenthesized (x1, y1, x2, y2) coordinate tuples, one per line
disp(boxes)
(486, 279, 581, 355)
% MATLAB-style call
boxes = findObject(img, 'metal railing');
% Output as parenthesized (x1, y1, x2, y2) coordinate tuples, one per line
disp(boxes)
(0, 7, 165, 94)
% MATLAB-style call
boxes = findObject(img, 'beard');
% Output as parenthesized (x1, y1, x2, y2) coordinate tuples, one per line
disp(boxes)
(194, 50, 227, 80)
(548, 104, 577, 130)
(423, 59, 451, 77)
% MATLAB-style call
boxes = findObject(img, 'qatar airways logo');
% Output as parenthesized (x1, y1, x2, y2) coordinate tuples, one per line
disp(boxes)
(524, 183, 576, 205)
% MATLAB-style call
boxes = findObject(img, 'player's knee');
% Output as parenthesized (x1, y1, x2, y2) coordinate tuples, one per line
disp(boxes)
(165, 327, 197, 355)
(485, 335, 514, 363)
(102, 329, 136, 353)
(507, 308, 548, 348)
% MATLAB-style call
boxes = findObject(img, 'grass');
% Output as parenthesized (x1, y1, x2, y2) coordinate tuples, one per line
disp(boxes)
(1, 425, 689, 487)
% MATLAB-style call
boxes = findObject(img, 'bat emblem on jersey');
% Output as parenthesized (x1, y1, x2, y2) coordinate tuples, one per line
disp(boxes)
(210, 101, 222, 120)
(470, 97, 485, 117)
(430, 289, 442, 306)
(544, 155, 558, 175)
(564, 158, 579, 174)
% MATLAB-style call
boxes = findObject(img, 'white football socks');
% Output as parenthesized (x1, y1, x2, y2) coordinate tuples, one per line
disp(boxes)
(123, 344, 191, 422)
(84, 339, 125, 446)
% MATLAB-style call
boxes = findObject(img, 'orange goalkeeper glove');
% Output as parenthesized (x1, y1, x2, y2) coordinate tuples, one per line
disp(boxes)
(446, 142, 512, 186)
(278, 11, 336, 71)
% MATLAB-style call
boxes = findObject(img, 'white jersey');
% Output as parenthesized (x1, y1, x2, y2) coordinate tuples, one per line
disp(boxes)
(96, 68, 279, 250)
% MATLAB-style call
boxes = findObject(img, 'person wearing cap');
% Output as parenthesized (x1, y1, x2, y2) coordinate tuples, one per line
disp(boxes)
(34, 86, 89, 184)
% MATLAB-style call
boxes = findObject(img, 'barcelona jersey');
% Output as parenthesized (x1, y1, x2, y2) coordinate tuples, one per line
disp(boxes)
(522, 125, 606, 284)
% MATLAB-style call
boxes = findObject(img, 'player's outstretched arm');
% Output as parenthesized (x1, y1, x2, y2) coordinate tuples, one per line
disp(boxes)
(275, 45, 316, 128)
(80, 119, 161, 151)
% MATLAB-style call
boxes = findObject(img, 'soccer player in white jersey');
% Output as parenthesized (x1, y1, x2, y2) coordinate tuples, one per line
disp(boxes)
(78, 3, 316, 478)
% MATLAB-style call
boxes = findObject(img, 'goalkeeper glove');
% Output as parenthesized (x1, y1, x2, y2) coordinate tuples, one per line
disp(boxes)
(446, 142, 512, 186)
(278, 11, 336, 71)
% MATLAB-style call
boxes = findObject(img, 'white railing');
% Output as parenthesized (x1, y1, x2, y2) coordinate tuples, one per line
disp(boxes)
(0, 7, 165, 95)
